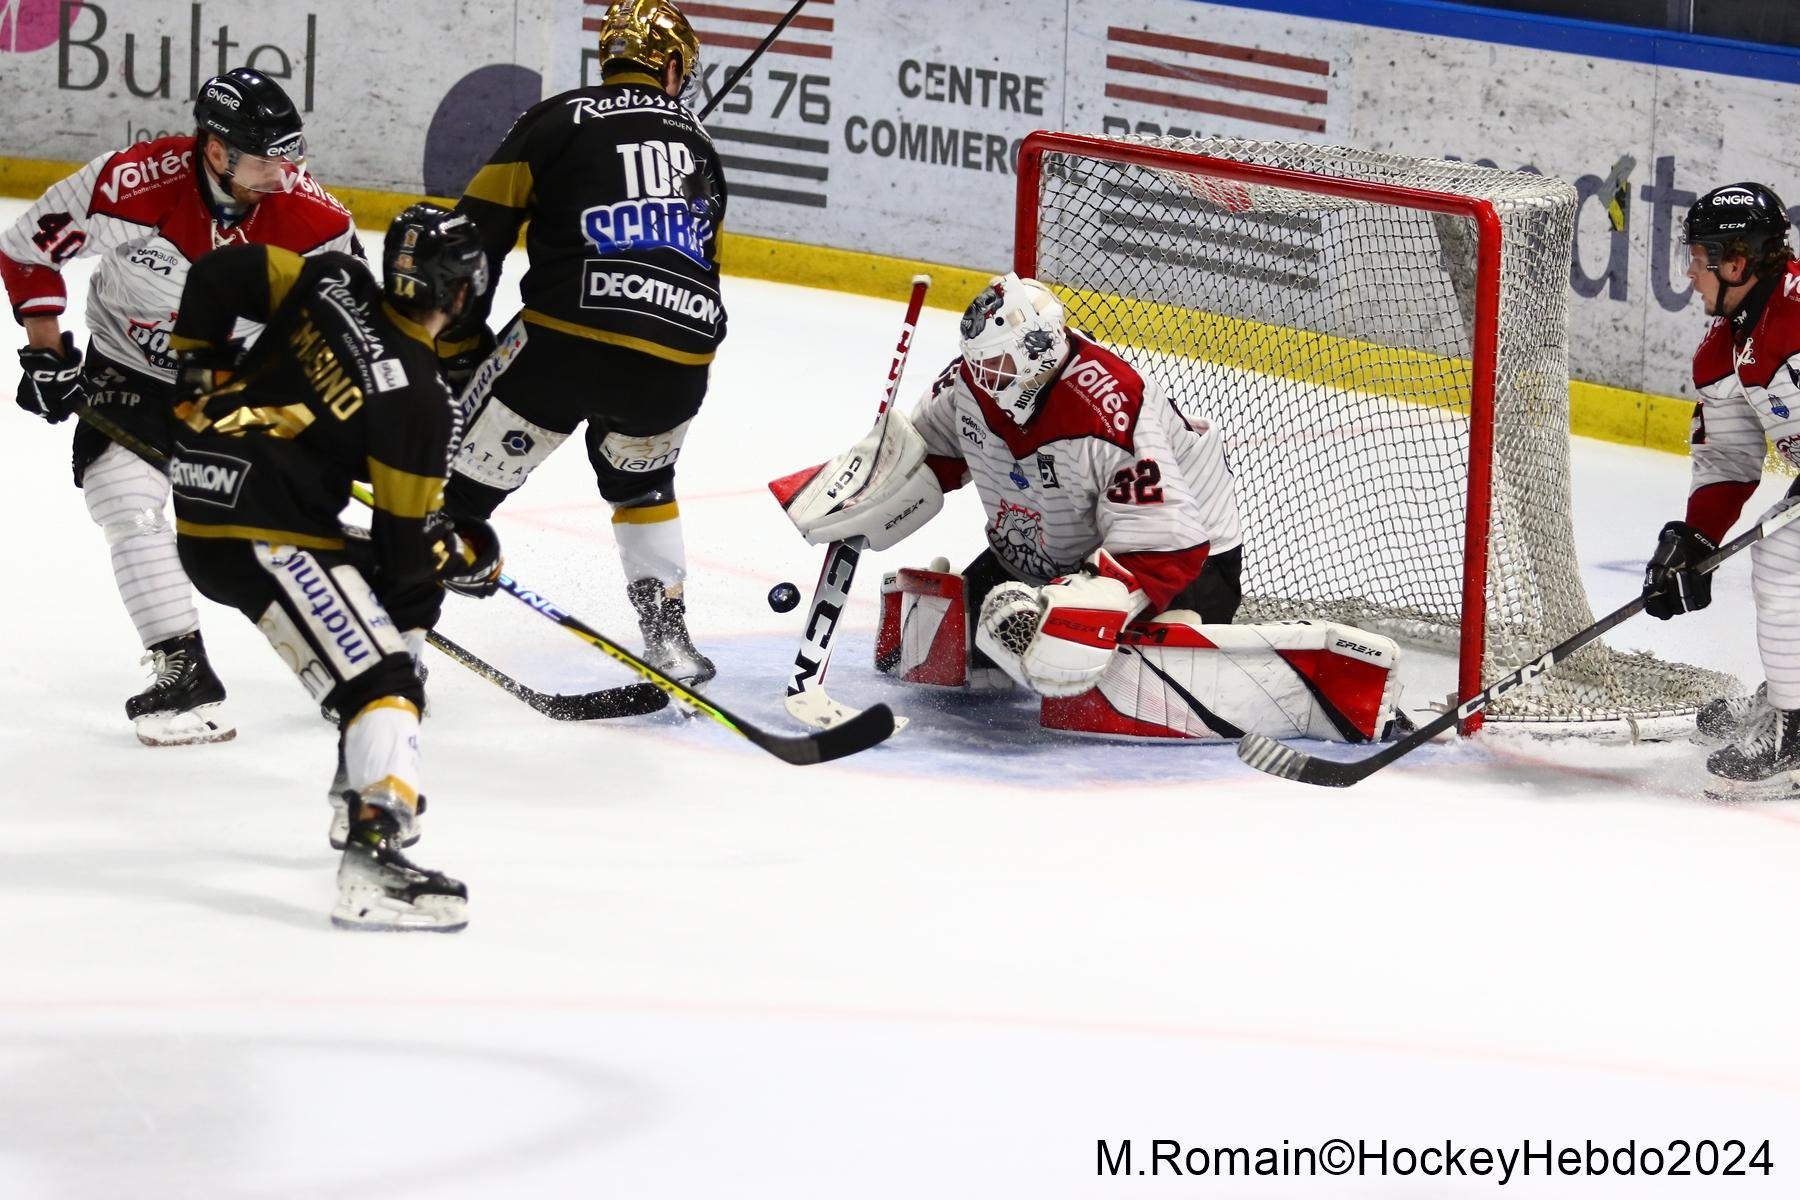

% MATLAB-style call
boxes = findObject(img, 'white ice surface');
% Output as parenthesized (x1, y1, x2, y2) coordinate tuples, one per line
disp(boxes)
(1, 198, 1796, 1198)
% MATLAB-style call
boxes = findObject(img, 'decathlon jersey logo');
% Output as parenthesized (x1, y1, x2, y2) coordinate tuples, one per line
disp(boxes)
(169, 449, 251, 507)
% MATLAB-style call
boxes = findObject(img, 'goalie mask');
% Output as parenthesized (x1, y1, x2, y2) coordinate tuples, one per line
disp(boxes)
(959, 274, 1070, 426)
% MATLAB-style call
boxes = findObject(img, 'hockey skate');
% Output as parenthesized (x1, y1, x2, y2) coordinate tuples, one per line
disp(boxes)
(328, 784, 425, 850)
(125, 631, 235, 747)
(1704, 706, 1800, 800)
(1693, 682, 1772, 748)
(628, 577, 716, 687)
(331, 802, 465, 932)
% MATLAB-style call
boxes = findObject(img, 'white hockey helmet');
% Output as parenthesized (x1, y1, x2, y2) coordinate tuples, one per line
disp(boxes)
(959, 273, 1070, 426)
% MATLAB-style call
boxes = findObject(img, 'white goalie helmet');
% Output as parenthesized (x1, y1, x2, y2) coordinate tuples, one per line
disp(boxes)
(959, 273, 1070, 426)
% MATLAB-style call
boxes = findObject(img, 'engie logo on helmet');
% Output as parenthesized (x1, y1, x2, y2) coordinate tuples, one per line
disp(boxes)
(204, 85, 242, 110)
(1716, 193, 1757, 205)
(169, 450, 251, 508)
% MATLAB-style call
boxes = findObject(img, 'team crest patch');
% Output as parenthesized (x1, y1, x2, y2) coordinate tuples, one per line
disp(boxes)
(1036, 452, 1059, 488)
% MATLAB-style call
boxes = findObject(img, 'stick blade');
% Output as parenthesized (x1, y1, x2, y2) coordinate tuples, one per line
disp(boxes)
(785, 687, 910, 733)
(533, 683, 671, 721)
(1236, 732, 1363, 788)
(747, 702, 898, 765)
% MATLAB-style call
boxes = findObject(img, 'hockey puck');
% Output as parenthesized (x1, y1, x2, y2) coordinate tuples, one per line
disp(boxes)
(768, 582, 801, 613)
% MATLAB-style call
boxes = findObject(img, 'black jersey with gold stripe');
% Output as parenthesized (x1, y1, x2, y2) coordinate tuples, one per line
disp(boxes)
(455, 71, 727, 366)
(167, 245, 456, 630)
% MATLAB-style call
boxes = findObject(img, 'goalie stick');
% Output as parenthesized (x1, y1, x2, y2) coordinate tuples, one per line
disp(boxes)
(1238, 493, 1800, 787)
(72, 404, 663, 723)
(778, 273, 931, 731)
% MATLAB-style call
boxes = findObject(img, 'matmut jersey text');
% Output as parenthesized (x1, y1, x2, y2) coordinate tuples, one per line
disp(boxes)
(909, 333, 1241, 610)
(0, 136, 358, 383)
(1685, 261, 1800, 539)
(455, 70, 727, 365)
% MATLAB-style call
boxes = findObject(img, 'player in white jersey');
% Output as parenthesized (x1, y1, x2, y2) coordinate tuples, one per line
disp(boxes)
(1, 68, 359, 745)
(1642, 182, 1800, 797)
(778, 275, 1408, 743)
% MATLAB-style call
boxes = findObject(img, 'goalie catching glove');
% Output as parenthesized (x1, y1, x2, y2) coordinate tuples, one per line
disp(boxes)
(771, 408, 944, 551)
(975, 549, 1150, 697)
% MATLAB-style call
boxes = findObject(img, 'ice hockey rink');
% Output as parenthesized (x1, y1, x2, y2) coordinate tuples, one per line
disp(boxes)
(2, 200, 1796, 1197)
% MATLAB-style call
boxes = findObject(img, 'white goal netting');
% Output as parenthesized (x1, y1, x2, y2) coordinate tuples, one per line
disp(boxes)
(1021, 133, 1731, 734)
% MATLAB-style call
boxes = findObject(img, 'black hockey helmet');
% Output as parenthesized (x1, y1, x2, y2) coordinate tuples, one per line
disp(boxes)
(383, 204, 488, 321)
(194, 68, 305, 160)
(1684, 182, 1792, 273)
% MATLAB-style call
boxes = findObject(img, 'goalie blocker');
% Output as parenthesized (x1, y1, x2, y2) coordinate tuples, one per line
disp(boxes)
(877, 561, 1407, 743)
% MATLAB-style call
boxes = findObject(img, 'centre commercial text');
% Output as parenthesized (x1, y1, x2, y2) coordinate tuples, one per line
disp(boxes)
(843, 58, 1049, 175)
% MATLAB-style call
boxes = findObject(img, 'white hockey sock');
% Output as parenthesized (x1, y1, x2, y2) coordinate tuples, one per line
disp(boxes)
(1751, 527, 1800, 709)
(83, 442, 198, 647)
(613, 500, 687, 585)
(343, 698, 424, 821)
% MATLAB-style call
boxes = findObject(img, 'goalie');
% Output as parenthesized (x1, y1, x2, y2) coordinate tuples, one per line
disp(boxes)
(776, 274, 1407, 743)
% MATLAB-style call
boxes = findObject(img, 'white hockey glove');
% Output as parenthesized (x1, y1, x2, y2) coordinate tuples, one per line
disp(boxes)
(772, 408, 944, 551)
(974, 550, 1149, 697)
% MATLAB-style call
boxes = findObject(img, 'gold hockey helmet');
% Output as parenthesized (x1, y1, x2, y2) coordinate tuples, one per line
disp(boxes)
(597, 0, 700, 87)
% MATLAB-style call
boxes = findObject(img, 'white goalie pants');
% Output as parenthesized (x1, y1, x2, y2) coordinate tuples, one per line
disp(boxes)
(82, 440, 198, 648)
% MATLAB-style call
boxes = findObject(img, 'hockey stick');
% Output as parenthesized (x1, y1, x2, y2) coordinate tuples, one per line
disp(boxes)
(696, 0, 811, 121)
(426, 632, 668, 720)
(493, 571, 895, 765)
(71, 403, 658, 722)
(777, 273, 931, 731)
(1238, 493, 1800, 787)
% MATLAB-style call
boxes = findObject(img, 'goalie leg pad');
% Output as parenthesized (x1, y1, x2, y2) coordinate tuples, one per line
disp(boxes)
(875, 560, 971, 686)
(1040, 615, 1403, 742)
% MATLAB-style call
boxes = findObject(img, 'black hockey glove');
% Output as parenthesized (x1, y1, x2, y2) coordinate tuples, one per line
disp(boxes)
(434, 513, 503, 599)
(437, 322, 495, 395)
(174, 341, 245, 406)
(1643, 520, 1719, 620)
(15, 333, 84, 423)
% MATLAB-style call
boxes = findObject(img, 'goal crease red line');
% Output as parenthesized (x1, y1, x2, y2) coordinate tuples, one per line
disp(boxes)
(1106, 53, 1328, 105)
(1104, 83, 1327, 134)
(1107, 25, 1330, 76)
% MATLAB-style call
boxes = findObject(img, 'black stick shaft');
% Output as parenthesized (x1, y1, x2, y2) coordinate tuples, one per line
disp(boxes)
(697, 0, 811, 120)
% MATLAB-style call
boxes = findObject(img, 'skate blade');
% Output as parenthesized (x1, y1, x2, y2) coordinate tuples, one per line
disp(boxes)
(1702, 772, 1800, 802)
(134, 703, 236, 747)
(331, 886, 466, 932)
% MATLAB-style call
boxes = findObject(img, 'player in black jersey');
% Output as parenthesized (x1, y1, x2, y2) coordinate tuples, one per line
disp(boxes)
(443, 0, 725, 686)
(168, 203, 499, 931)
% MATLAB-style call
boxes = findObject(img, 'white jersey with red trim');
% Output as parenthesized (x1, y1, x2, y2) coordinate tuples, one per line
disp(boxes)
(908, 332, 1240, 602)
(0, 136, 357, 383)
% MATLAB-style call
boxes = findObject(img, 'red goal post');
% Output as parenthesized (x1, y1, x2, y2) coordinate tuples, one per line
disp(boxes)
(1013, 130, 1729, 737)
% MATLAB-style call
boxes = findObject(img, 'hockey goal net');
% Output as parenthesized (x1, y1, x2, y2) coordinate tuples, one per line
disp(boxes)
(1015, 131, 1731, 736)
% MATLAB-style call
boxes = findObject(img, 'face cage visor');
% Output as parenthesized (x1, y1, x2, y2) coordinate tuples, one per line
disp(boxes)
(223, 136, 309, 194)
(965, 351, 1021, 398)
(678, 53, 706, 109)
